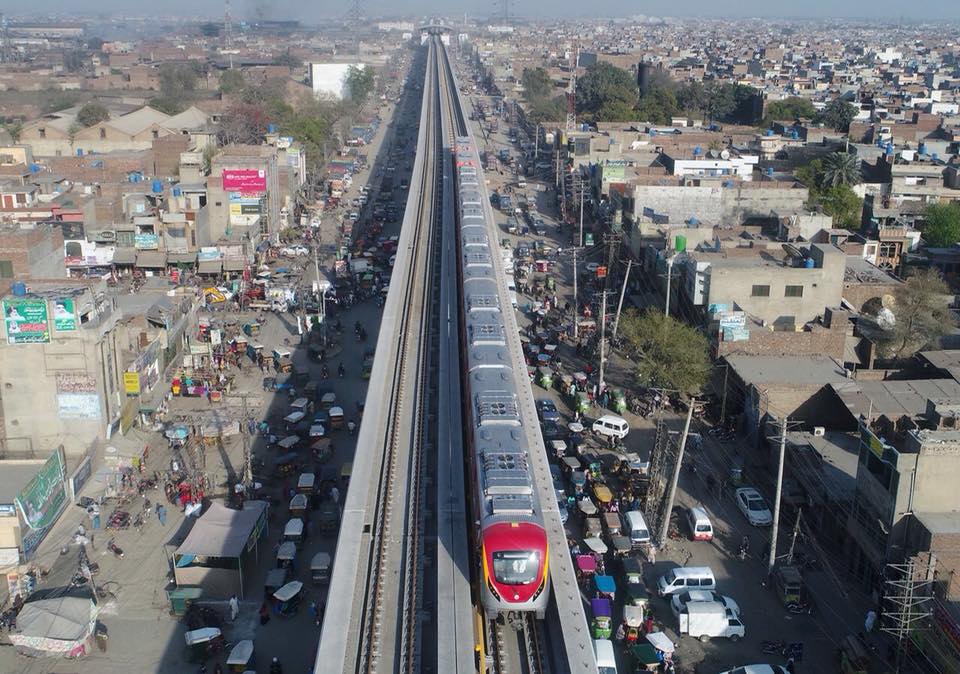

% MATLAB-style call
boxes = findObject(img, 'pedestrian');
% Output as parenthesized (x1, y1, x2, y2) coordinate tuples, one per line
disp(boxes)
(330, 485, 340, 505)
(865, 609, 877, 633)
(785, 658, 796, 674)
(614, 621, 625, 642)
(259, 601, 270, 625)
(229, 594, 239, 622)
(157, 504, 167, 526)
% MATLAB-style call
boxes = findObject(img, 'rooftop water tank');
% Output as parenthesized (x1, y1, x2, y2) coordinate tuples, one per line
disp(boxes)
(173, 186, 182, 197)
(11, 282, 26, 296)
(267, 123, 277, 133)
(765, 129, 774, 137)
(152, 179, 163, 194)
(919, 142, 927, 155)
(693, 145, 702, 156)
(804, 257, 815, 268)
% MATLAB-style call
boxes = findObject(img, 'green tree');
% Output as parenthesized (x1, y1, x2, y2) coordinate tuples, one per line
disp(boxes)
(67, 122, 82, 147)
(819, 185, 862, 228)
(883, 269, 953, 359)
(76, 102, 110, 127)
(922, 202, 960, 248)
(150, 64, 200, 115)
(86, 37, 105, 52)
(63, 49, 86, 72)
(200, 22, 221, 37)
(765, 96, 816, 122)
(705, 82, 737, 122)
(820, 151, 862, 188)
(676, 81, 709, 116)
(521, 67, 553, 102)
(618, 308, 710, 397)
(345, 65, 374, 104)
(575, 62, 638, 122)
(219, 69, 246, 95)
(273, 51, 303, 69)
(2, 121, 23, 142)
(527, 95, 567, 124)
(815, 98, 857, 132)
(634, 86, 677, 124)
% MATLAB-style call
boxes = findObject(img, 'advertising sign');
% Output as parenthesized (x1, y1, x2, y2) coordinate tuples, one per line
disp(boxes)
(53, 299, 76, 331)
(222, 169, 267, 193)
(134, 233, 160, 250)
(57, 394, 102, 419)
(123, 371, 141, 396)
(198, 247, 221, 262)
(16, 448, 67, 533)
(3, 299, 50, 344)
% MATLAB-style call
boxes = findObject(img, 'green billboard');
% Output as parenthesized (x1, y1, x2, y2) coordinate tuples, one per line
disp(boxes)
(16, 448, 67, 532)
(3, 299, 50, 344)
(53, 298, 77, 331)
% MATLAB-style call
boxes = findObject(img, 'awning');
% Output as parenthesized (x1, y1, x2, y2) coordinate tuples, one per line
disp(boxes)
(175, 501, 268, 558)
(136, 251, 167, 268)
(223, 257, 246, 272)
(198, 259, 223, 274)
(167, 252, 197, 265)
(111, 248, 136, 265)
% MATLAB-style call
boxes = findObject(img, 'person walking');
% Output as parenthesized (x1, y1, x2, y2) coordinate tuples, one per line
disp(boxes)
(156, 504, 167, 526)
(229, 594, 239, 622)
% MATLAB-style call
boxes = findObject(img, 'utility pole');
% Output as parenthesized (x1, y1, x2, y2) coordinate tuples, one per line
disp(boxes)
(664, 255, 675, 317)
(598, 291, 608, 395)
(882, 557, 934, 674)
(657, 400, 695, 548)
(719, 363, 730, 427)
(786, 509, 803, 565)
(768, 417, 788, 576)
(572, 247, 579, 342)
(612, 258, 633, 341)
(578, 183, 585, 247)
(313, 242, 326, 345)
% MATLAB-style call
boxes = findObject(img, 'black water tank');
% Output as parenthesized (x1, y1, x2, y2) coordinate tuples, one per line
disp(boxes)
(637, 62, 651, 95)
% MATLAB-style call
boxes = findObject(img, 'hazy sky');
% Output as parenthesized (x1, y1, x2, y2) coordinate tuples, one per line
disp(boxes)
(16, 0, 960, 21)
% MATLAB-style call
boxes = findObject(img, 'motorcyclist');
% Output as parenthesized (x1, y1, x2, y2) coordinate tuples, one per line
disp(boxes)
(321, 365, 329, 379)
(269, 657, 283, 674)
(337, 362, 346, 379)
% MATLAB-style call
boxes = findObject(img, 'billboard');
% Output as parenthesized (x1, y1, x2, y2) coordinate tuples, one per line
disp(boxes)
(53, 299, 76, 331)
(16, 449, 66, 532)
(134, 233, 160, 250)
(56, 374, 99, 419)
(222, 168, 267, 193)
(3, 299, 50, 344)
(124, 371, 141, 396)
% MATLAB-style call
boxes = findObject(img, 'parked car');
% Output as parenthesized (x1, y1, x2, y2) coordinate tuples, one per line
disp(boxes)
(536, 399, 560, 424)
(670, 590, 741, 618)
(541, 420, 566, 442)
(735, 487, 773, 526)
(718, 667, 788, 674)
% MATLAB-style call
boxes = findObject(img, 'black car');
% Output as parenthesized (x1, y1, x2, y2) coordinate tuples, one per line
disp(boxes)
(541, 420, 566, 442)
(536, 399, 561, 424)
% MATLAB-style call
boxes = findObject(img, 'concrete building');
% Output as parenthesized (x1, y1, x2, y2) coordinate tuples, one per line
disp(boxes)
(208, 145, 281, 242)
(309, 62, 365, 100)
(0, 223, 66, 281)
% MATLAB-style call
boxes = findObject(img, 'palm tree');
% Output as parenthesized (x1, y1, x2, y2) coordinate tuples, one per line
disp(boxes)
(821, 151, 862, 188)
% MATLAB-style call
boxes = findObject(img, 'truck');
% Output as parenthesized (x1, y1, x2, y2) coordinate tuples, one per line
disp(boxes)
(678, 601, 744, 642)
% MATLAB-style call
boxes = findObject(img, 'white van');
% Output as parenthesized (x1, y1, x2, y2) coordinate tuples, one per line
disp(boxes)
(686, 506, 714, 541)
(623, 510, 650, 547)
(657, 566, 716, 596)
(592, 639, 618, 674)
(678, 601, 745, 642)
(591, 415, 630, 440)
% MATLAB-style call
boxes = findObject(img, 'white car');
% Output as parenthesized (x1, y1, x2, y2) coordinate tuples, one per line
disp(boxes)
(670, 590, 740, 619)
(281, 245, 309, 257)
(735, 487, 773, 526)
(719, 667, 789, 674)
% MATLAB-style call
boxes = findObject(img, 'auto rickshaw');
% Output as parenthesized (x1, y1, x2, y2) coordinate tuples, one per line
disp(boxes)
(611, 389, 627, 415)
(273, 451, 298, 476)
(561, 455, 581, 476)
(629, 643, 661, 672)
(575, 554, 597, 585)
(291, 397, 314, 415)
(283, 518, 305, 547)
(284, 411, 306, 427)
(340, 462, 352, 487)
(290, 493, 308, 519)
(311, 551, 332, 585)
(627, 581, 650, 608)
(839, 634, 869, 674)
(265, 567, 288, 595)
(227, 639, 254, 673)
(579, 499, 599, 517)
(611, 535, 632, 557)
(573, 392, 591, 416)
(277, 435, 300, 452)
(329, 406, 345, 430)
(603, 512, 622, 537)
(594, 574, 616, 601)
(591, 597, 613, 639)
(536, 367, 553, 389)
(570, 470, 587, 494)
(304, 381, 319, 401)
(311, 438, 333, 463)
(593, 484, 614, 510)
(276, 541, 297, 569)
(774, 565, 804, 606)
(549, 440, 567, 460)
(185, 627, 224, 663)
(361, 353, 375, 379)
(297, 472, 316, 495)
(623, 605, 645, 645)
(273, 580, 303, 617)
(320, 392, 337, 410)
(622, 557, 643, 585)
(583, 536, 607, 557)
(273, 349, 294, 373)
(242, 322, 261, 337)
(318, 502, 339, 534)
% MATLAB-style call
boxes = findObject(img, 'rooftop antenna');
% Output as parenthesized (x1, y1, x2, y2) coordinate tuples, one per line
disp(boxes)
(224, 0, 233, 69)
(566, 43, 579, 132)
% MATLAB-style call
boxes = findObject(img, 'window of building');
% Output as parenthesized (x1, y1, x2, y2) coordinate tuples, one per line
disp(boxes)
(785, 285, 804, 298)
(100, 128, 106, 140)
(152, 130, 159, 139)
(751, 285, 770, 297)
(0, 261, 13, 278)
(38, 128, 46, 138)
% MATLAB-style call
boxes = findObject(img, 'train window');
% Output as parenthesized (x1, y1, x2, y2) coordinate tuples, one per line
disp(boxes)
(492, 551, 540, 585)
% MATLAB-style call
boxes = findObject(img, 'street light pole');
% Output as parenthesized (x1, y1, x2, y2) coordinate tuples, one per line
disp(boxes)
(768, 417, 788, 576)
(579, 181, 585, 247)
(664, 255, 675, 317)
(598, 291, 608, 394)
(572, 246, 579, 342)
(657, 400, 695, 548)
(612, 258, 633, 341)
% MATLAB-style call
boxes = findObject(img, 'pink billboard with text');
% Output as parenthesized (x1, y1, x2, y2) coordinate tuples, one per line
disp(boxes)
(222, 169, 267, 193)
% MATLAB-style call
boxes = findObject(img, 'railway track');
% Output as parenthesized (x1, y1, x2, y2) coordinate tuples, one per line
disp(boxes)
(356, 42, 443, 674)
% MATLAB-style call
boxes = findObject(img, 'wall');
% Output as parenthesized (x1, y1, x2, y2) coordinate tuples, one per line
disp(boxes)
(717, 324, 846, 361)
(0, 225, 66, 280)
(310, 63, 364, 100)
(630, 183, 808, 225)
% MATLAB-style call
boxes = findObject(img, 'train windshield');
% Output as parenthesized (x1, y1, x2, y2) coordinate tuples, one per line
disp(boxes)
(492, 551, 540, 585)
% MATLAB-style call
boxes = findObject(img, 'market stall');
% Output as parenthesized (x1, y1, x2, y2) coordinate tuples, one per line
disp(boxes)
(8, 596, 99, 658)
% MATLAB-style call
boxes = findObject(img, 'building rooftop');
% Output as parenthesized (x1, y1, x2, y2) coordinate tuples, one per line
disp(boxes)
(918, 350, 960, 383)
(844, 255, 902, 285)
(829, 379, 960, 421)
(0, 460, 47, 503)
(726, 353, 848, 386)
(913, 510, 960, 536)
(786, 430, 859, 502)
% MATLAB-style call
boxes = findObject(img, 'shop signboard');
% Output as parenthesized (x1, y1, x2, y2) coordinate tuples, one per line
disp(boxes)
(69, 456, 93, 501)
(198, 247, 221, 262)
(222, 169, 267, 193)
(57, 394, 102, 419)
(123, 371, 141, 396)
(134, 233, 160, 250)
(53, 298, 77, 331)
(3, 299, 50, 344)
(16, 448, 67, 558)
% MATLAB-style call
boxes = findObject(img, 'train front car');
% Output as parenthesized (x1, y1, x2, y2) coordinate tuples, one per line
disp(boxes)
(454, 135, 550, 623)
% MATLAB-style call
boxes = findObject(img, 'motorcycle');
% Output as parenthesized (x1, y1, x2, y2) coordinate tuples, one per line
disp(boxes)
(107, 539, 124, 559)
(337, 364, 345, 379)
(321, 366, 329, 380)
(738, 536, 750, 561)
(270, 657, 283, 674)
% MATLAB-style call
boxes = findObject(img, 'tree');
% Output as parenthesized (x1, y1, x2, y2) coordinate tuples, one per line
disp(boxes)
(575, 62, 638, 122)
(345, 65, 374, 105)
(883, 269, 953, 359)
(820, 151, 862, 188)
(922, 202, 960, 248)
(705, 82, 737, 123)
(76, 102, 110, 127)
(634, 86, 677, 124)
(67, 122, 82, 147)
(676, 81, 709, 116)
(764, 97, 816, 122)
(86, 37, 105, 52)
(527, 95, 567, 124)
(273, 51, 303, 69)
(521, 67, 553, 102)
(819, 185, 862, 228)
(815, 98, 857, 132)
(200, 22, 221, 37)
(151, 64, 199, 115)
(618, 308, 711, 397)
(219, 69, 246, 95)
(218, 102, 270, 145)
(63, 49, 86, 73)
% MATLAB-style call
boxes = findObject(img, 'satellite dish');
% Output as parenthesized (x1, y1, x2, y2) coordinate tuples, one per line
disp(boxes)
(881, 293, 896, 310)
(720, 149, 730, 159)
(781, 243, 803, 259)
